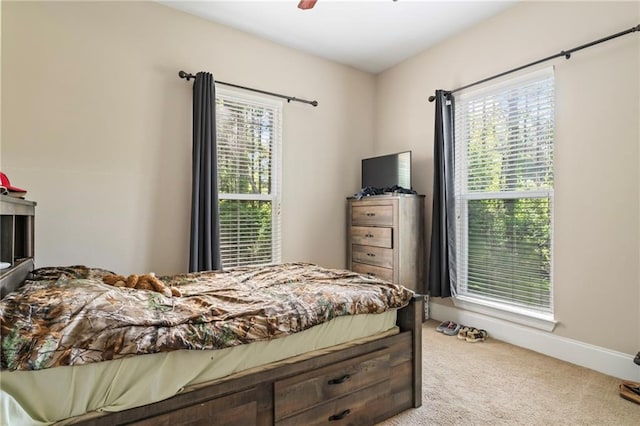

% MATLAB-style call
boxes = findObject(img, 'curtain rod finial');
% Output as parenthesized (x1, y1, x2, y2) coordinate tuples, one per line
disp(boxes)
(179, 70, 195, 81)
(428, 95, 436, 102)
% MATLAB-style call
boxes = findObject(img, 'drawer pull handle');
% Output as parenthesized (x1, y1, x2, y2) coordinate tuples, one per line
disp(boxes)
(366, 212, 376, 217)
(364, 233, 374, 238)
(328, 374, 351, 385)
(366, 253, 375, 257)
(328, 409, 351, 421)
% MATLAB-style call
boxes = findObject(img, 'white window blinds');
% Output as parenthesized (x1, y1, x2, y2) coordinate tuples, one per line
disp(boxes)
(454, 68, 554, 316)
(216, 90, 282, 268)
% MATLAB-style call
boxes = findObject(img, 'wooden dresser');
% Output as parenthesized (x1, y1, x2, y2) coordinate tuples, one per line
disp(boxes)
(347, 194, 425, 293)
(0, 195, 36, 297)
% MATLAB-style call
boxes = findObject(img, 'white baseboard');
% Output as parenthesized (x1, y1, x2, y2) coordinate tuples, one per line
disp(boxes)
(430, 302, 640, 381)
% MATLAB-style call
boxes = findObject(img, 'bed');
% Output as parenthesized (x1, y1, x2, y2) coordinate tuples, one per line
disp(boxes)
(0, 261, 423, 425)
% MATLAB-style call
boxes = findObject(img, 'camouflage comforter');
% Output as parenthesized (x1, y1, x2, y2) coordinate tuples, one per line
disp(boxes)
(0, 262, 412, 372)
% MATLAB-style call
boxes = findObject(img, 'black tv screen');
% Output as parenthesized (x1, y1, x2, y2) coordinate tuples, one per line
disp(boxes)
(361, 151, 411, 190)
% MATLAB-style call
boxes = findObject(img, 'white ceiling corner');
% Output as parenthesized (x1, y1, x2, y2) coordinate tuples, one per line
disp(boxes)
(160, 0, 518, 74)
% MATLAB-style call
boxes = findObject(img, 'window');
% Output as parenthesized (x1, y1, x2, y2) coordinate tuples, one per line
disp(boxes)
(453, 68, 554, 324)
(216, 90, 282, 267)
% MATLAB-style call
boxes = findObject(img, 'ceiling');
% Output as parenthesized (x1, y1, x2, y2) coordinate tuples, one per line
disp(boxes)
(161, 0, 518, 74)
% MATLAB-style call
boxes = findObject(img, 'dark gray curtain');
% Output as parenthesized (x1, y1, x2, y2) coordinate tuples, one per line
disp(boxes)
(189, 72, 222, 272)
(428, 90, 456, 297)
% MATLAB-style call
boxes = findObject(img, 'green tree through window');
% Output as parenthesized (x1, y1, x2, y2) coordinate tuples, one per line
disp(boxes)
(454, 68, 554, 315)
(216, 92, 281, 267)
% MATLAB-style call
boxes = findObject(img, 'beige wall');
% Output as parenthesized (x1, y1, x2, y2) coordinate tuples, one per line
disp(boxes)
(1, 1, 374, 273)
(375, 1, 640, 354)
(2, 1, 639, 357)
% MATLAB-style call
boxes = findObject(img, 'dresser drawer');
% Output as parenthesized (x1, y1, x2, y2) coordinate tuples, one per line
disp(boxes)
(276, 380, 390, 426)
(274, 350, 390, 421)
(351, 204, 393, 226)
(352, 244, 393, 269)
(351, 226, 392, 248)
(351, 262, 394, 282)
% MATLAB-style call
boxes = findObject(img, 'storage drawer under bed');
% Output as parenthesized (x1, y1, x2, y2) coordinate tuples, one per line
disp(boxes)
(274, 349, 390, 423)
(129, 388, 257, 426)
(275, 380, 390, 426)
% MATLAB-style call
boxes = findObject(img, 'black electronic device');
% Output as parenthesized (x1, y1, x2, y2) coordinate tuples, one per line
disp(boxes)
(361, 151, 411, 190)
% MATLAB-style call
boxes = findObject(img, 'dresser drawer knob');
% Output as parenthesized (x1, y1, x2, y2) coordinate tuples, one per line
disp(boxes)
(367, 272, 376, 277)
(328, 374, 351, 385)
(365, 212, 376, 217)
(364, 233, 374, 238)
(328, 409, 351, 421)
(366, 253, 376, 257)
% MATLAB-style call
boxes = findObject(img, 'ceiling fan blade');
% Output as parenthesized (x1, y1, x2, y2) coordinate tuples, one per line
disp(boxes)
(298, 0, 317, 10)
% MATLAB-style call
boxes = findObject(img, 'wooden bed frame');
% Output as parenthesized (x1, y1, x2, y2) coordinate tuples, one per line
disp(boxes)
(58, 295, 423, 425)
(2, 195, 423, 425)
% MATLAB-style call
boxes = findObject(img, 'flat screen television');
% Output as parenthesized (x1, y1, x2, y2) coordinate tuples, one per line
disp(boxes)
(361, 151, 411, 190)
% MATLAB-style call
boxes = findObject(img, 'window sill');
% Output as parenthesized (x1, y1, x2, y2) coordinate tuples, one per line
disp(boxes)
(452, 295, 557, 332)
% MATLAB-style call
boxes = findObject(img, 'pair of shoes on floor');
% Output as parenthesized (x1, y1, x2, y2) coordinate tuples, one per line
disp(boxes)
(457, 326, 488, 342)
(619, 380, 640, 405)
(436, 320, 461, 336)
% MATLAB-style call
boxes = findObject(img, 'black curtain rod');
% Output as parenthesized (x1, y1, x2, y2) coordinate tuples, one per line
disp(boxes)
(178, 70, 318, 107)
(428, 24, 640, 102)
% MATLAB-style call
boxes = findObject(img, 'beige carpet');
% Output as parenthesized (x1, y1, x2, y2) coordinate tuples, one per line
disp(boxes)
(378, 320, 639, 425)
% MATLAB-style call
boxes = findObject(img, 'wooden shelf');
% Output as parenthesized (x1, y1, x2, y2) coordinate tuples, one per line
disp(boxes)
(1, 194, 36, 297)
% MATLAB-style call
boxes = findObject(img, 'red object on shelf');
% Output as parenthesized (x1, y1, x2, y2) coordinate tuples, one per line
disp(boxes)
(0, 172, 26, 193)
